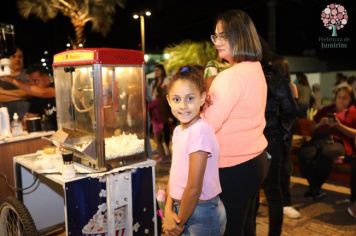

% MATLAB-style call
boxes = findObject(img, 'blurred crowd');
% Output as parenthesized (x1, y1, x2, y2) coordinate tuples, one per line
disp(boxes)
(151, 40, 356, 236)
(0, 47, 56, 132)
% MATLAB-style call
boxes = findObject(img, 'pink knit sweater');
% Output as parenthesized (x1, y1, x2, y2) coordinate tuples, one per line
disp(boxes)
(203, 61, 268, 168)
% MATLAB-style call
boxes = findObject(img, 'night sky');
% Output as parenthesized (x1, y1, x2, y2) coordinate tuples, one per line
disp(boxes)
(1, 0, 355, 68)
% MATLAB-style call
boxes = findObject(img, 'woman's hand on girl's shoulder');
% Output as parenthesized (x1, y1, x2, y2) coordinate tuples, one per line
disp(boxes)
(201, 94, 212, 113)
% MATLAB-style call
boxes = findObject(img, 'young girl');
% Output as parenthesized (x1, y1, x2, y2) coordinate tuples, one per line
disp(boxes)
(163, 65, 226, 235)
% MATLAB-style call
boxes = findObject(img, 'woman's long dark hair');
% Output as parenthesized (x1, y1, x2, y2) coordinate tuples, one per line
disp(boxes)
(155, 64, 167, 79)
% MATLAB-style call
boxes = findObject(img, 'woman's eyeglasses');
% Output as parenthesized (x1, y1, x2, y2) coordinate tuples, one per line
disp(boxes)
(210, 33, 226, 44)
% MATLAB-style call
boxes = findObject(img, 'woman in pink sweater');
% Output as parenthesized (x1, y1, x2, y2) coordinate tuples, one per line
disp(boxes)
(204, 9, 270, 235)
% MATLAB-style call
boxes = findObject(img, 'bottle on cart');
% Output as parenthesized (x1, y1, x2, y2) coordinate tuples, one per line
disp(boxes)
(0, 107, 11, 137)
(11, 112, 23, 136)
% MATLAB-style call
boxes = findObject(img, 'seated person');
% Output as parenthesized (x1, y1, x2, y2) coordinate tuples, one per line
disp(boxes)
(298, 85, 356, 202)
(0, 64, 57, 130)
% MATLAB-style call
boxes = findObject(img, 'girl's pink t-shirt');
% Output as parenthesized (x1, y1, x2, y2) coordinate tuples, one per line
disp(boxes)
(168, 119, 221, 201)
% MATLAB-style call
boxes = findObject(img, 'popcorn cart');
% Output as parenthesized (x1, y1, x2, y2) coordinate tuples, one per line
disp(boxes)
(2, 49, 157, 236)
(52, 48, 147, 170)
(13, 154, 158, 235)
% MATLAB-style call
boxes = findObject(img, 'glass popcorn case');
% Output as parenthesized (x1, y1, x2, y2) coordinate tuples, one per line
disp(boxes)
(52, 48, 146, 170)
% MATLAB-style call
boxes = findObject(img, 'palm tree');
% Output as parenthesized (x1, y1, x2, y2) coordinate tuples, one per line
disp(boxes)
(17, 0, 126, 48)
(163, 40, 217, 74)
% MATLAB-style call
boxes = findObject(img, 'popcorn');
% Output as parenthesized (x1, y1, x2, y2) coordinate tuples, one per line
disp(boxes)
(105, 133, 144, 159)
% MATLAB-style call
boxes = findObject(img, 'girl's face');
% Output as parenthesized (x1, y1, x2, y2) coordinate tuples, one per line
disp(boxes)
(335, 89, 352, 112)
(213, 21, 233, 63)
(167, 79, 206, 128)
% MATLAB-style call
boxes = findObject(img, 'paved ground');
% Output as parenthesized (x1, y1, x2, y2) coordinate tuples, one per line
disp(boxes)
(155, 160, 356, 236)
(257, 177, 356, 236)
(53, 154, 356, 235)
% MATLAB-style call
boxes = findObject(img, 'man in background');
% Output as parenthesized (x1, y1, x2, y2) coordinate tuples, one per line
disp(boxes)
(0, 47, 30, 119)
(0, 64, 57, 130)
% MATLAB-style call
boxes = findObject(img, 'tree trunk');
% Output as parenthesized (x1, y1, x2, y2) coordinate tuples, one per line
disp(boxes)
(74, 25, 85, 48)
(71, 18, 86, 48)
(331, 25, 338, 37)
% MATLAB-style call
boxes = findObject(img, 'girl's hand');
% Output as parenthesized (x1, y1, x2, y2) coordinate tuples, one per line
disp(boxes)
(163, 209, 183, 235)
(334, 116, 342, 127)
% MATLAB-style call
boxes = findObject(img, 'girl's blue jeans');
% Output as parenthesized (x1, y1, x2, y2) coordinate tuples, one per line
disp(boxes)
(173, 195, 226, 236)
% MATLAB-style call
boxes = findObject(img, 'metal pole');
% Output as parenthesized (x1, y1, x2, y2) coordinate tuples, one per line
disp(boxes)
(140, 15, 145, 55)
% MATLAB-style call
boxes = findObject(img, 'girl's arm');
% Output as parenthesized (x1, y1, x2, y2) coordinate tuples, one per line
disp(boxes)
(163, 180, 183, 235)
(177, 150, 208, 227)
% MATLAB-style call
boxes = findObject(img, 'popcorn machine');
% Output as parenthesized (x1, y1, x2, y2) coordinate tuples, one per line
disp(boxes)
(52, 48, 147, 171)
